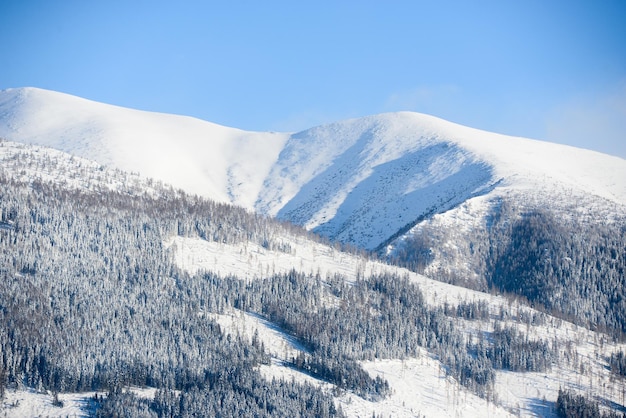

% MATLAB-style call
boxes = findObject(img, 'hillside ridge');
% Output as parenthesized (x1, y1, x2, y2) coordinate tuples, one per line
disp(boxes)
(1, 87, 625, 250)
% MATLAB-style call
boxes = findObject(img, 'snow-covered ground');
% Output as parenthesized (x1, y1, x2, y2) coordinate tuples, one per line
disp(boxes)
(0, 139, 177, 197)
(341, 357, 515, 418)
(1, 389, 97, 418)
(0, 387, 155, 418)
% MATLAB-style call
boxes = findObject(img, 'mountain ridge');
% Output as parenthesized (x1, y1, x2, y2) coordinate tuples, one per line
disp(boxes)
(0, 87, 289, 206)
(1, 87, 625, 251)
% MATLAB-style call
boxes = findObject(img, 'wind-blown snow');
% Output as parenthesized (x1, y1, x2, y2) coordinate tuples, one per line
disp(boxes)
(1, 87, 624, 250)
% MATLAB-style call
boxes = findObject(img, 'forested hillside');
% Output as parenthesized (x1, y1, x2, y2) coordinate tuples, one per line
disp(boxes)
(0, 156, 502, 415)
(390, 194, 626, 339)
(0, 169, 345, 416)
(1, 140, 625, 416)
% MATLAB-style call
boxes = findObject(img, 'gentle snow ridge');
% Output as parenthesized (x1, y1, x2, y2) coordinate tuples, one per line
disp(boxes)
(0, 87, 289, 206)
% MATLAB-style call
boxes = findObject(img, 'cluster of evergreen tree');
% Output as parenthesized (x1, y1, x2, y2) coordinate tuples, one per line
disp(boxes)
(444, 299, 490, 320)
(609, 350, 626, 377)
(208, 270, 559, 395)
(96, 377, 341, 418)
(556, 388, 625, 418)
(488, 207, 626, 338)
(480, 323, 554, 372)
(195, 271, 394, 400)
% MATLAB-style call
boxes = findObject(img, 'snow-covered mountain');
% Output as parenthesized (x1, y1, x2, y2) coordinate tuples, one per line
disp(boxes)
(1, 135, 625, 417)
(1, 85, 625, 416)
(3, 87, 625, 336)
(2, 87, 624, 252)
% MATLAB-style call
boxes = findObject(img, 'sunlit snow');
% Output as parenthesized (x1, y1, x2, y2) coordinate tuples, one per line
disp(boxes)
(2, 87, 624, 251)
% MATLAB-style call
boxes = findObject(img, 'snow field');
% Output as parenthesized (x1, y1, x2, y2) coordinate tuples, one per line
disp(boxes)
(341, 357, 515, 418)
(1, 389, 97, 417)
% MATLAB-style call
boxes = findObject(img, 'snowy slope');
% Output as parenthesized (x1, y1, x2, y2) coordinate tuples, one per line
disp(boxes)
(0, 139, 183, 197)
(259, 112, 626, 249)
(258, 115, 497, 249)
(0, 87, 288, 206)
(1, 87, 625, 251)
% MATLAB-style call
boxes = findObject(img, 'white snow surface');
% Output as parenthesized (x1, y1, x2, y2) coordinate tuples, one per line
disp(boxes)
(0, 87, 288, 206)
(0, 387, 153, 418)
(2, 87, 625, 249)
(1, 389, 96, 417)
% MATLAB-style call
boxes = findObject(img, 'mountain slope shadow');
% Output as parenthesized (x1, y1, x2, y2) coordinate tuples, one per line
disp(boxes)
(278, 139, 495, 249)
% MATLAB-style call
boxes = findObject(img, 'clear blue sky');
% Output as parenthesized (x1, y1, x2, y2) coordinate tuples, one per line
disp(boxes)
(1, 0, 625, 158)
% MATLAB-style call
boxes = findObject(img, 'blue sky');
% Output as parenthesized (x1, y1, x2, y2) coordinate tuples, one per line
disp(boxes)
(1, 1, 625, 158)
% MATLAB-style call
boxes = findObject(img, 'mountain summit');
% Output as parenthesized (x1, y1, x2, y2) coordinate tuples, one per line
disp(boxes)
(1, 87, 624, 250)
